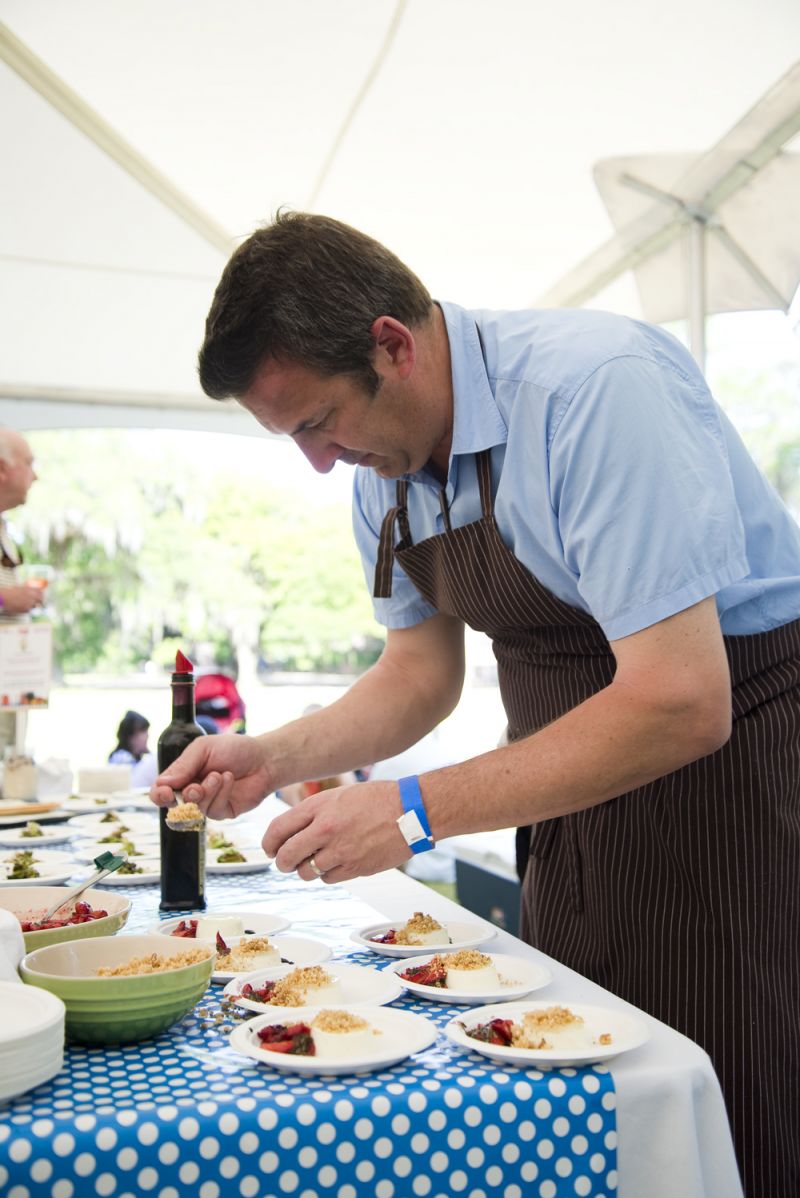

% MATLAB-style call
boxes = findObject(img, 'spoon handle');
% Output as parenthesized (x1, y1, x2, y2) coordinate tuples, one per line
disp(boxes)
(33, 851, 127, 925)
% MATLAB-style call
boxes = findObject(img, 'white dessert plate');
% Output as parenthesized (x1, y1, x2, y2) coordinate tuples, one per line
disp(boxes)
(149, 910, 291, 940)
(351, 919, 496, 958)
(206, 848, 272, 875)
(444, 1001, 651, 1067)
(0, 826, 75, 847)
(229, 1004, 438, 1075)
(95, 858, 161, 886)
(386, 952, 552, 1005)
(224, 961, 403, 1013)
(211, 934, 332, 984)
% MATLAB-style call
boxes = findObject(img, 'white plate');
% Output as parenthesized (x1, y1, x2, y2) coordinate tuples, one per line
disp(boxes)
(0, 859, 77, 886)
(386, 952, 552, 1005)
(351, 918, 496, 958)
(0, 826, 75, 847)
(444, 1001, 651, 1067)
(224, 961, 403, 1013)
(0, 849, 76, 868)
(95, 858, 161, 885)
(73, 839, 159, 862)
(212, 934, 331, 984)
(68, 813, 159, 835)
(149, 910, 291, 939)
(206, 848, 272, 875)
(229, 1004, 438, 1075)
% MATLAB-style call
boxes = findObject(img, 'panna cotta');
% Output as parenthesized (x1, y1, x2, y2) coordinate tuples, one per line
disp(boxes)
(195, 915, 245, 940)
(515, 1006, 598, 1052)
(269, 966, 342, 1007)
(311, 1010, 377, 1059)
(443, 950, 499, 992)
(221, 937, 282, 972)
(395, 912, 450, 947)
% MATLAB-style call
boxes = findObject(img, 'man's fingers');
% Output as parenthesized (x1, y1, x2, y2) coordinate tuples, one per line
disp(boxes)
(262, 804, 317, 859)
(150, 784, 176, 808)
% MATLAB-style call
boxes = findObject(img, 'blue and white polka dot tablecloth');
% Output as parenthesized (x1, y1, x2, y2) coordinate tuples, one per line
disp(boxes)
(1, 871, 617, 1198)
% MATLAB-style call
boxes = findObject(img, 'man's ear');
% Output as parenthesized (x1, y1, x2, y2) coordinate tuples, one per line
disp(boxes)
(370, 316, 415, 380)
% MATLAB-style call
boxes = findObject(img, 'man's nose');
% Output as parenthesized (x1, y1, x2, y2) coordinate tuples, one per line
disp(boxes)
(294, 434, 340, 475)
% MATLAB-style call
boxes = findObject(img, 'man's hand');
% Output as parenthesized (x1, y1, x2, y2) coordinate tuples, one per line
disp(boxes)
(150, 734, 273, 820)
(1, 585, 43, 614)
(263, 781, 412, 883)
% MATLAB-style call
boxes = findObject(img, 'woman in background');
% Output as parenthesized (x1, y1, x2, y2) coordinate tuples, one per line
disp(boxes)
(109, 710, 157, 788)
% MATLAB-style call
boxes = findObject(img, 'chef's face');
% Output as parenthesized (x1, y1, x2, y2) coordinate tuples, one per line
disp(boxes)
(241, 351, 441, 480)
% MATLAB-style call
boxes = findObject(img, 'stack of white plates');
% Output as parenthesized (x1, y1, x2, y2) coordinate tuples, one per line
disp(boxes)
(0, 981, 65, 1102)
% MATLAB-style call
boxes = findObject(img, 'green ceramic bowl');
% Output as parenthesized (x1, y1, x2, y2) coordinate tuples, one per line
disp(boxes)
(20, 933, 214, 1044)
(1, 886, 132, 951)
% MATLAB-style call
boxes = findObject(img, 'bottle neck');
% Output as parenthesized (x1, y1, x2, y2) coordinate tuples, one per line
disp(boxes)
(170, 680, 196, 723)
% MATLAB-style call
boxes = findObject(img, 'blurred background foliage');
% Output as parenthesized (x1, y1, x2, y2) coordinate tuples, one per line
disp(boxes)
(17, 429, 384, 682)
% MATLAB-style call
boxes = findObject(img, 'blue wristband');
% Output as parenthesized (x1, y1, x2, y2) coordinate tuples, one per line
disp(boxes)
(397, 775, 434, 854)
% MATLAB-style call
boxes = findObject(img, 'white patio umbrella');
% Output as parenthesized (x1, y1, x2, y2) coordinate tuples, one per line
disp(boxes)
(538, 62, 800, 372)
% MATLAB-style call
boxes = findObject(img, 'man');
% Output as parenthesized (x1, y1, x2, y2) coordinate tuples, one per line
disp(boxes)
(0, 428, 41, 754)
(0, 429, 41, 617)
(153, 213, 800, 1195)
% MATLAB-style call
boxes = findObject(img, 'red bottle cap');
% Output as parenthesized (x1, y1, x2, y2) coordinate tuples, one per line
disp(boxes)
(175, 650, 193, 674)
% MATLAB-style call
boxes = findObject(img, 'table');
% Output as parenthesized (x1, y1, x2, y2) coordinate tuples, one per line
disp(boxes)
(0, 800, 743, 1198)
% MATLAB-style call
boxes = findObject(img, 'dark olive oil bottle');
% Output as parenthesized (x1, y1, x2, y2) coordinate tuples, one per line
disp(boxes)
(158, 651, 207, 911)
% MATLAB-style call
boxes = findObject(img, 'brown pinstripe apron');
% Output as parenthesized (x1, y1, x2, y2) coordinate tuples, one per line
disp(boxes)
(375, 448, 800, 1197)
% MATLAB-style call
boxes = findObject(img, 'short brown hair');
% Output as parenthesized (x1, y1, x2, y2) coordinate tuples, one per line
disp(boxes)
(199, 212, 433, 400)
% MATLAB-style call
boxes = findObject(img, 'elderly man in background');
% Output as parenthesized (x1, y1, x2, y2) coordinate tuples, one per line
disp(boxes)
(0, 429, 40, 617)
(0, 428, 41, 754)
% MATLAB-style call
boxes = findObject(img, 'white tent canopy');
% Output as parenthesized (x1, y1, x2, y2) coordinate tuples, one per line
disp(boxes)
(1, 0, 799, 432)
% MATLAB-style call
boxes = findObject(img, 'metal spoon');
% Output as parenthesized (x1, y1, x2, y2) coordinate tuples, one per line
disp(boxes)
(30, 851, 128, 927)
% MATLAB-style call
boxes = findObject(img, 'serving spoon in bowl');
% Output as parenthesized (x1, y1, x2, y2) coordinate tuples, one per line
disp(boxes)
(29, 850, 128, 927)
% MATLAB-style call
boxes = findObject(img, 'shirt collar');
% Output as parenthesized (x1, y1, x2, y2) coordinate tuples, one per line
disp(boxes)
(438, 301, 508, 459)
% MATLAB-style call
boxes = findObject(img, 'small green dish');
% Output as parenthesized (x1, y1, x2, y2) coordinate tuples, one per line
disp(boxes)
(1, 886, 131, 951)
(20, 933, 214, 1044)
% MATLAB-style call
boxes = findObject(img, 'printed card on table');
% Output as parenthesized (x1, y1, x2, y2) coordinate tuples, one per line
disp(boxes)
(0, 621, 52, 709)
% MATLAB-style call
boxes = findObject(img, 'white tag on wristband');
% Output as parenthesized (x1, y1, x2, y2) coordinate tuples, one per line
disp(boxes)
(396, 808, 431, 847)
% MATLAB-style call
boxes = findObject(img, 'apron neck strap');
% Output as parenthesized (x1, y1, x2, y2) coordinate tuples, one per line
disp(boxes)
(374, 479, 410, 598)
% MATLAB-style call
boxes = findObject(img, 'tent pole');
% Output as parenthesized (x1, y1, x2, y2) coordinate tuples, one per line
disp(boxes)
(688, 219, 707, 374)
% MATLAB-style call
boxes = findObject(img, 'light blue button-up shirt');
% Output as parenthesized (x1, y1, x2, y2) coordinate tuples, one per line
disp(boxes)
(353, 302, 800, 641)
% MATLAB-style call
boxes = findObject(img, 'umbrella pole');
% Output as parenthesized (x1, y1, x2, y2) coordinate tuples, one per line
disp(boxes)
(688, 219, 707, 374)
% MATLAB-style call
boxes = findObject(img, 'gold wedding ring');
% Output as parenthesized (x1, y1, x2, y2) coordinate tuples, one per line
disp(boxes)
(308, 855, 325, 877)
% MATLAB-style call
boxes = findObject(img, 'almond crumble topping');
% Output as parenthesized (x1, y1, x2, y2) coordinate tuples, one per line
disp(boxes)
(395, 912, 445, 944)
(96, 948, 211, 976)
(444, 950, 492, 970)
(167, 802, 204, 824)
(270, 966, 336, 1007)
(311, 1010, 369, 1033)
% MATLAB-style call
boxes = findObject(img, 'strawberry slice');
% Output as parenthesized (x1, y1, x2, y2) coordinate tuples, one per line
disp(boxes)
(400, 957, 447, 987)
(215, 932, 230, 957)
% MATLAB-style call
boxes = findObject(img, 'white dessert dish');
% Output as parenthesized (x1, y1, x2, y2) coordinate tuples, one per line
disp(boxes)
(229, 1004, 438, 1075)
(352, 917, 496, 958)
(387, 951, 552, 1004)
(150, 910, 291, 941)
(224, 960, 403, 1013)
(211, 934, 332, 984)
(444, 1000, 651, 1067)
(1, 859, 77, 886)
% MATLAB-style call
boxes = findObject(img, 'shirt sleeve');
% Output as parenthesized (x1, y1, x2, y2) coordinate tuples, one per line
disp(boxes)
(351, 470, 438, 629)
(549, 354, 750, 641)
